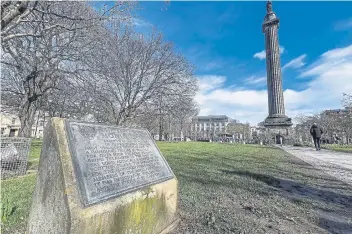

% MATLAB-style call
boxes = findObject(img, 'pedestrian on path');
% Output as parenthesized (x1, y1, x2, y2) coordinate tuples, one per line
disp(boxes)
(310, 123, 324, 151)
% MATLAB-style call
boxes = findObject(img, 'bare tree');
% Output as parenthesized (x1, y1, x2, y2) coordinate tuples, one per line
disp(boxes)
(227, 122, 251, 142)
(343, 93, 352, 105)
(1, 1, 133, 42)
(91, 30, 197, 127)
(294, 95, 352, 145)
(1, 1, 133, 136)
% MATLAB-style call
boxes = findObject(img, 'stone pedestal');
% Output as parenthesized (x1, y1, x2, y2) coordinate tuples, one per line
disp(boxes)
(27, 118, 179, 234)
(265, 125, 294, 145)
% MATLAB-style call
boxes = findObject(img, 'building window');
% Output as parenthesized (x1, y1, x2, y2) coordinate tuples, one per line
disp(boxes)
(12, 118, 16, 124)
(1, 128, 5, 135)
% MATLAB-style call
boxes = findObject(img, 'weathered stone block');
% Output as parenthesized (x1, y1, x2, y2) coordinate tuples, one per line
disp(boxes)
(27, 118, 178, 234)
(265, 126, 294, 145)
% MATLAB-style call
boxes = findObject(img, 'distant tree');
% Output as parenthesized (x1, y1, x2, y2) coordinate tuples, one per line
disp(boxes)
(341, 93, 352, 143)
(294, 94, 352, 145)
(227, 122, 251, 142)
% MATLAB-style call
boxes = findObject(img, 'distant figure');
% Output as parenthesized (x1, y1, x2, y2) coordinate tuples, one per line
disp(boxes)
(310, 123, 323, 151)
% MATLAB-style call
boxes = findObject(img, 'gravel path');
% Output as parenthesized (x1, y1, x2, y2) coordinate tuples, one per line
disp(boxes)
(281, 146, 352, 186)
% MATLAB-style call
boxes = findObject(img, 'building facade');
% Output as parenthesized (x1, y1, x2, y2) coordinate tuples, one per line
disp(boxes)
(0, 113, 21, 137)
(190, 115, 237, 141)
(0, 110, 49, 138)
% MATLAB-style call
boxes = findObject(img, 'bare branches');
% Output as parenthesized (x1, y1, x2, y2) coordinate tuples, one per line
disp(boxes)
(1, 1, 198, 138)
(1, 1, 133, 43)
(294, 95, 352, 145)
(89, 29, 197, 126)
(1, 1, 30, 30)
(342, 93, 352, 108)
(1, 1, 134, 136)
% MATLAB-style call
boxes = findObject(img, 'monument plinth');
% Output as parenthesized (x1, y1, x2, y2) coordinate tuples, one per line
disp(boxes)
(262, 1, 293, 144)
(27, 118, 179, 234)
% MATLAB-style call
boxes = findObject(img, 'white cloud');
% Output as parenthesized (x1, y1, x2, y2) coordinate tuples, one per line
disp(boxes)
(196, 75, 226, 93)
(253, 46, 285, 60)
(253, 51, 266, 60)
(132, 17, 152, 27)
(280, 47, 285, 54)
(334, 17, 352, 31)
(282, 54, 307, 70)
(245, 76, 266, 85)
(300, 45, 352, 78)
(203, 60, 225, 71)
(195, 44, 352, 126)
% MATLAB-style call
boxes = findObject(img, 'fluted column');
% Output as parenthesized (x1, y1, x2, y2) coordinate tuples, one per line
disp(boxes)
(263, 8, 285, 118)
(265, 24, 285, 117)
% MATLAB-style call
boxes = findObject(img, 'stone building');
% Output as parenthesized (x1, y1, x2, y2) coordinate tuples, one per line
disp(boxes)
(0, 109, 49, 138)
(323, 107, 352, 117)
(0, 113, 21, 137)
(262, 1, 293, 144)
(190, 115, 237, 141)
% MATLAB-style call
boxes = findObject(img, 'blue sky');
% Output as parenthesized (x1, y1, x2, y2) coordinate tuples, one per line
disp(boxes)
(96, 1, 352, 125)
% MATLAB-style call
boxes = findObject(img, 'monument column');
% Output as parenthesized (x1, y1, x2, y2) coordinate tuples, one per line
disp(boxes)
(262, 1, 292, 127)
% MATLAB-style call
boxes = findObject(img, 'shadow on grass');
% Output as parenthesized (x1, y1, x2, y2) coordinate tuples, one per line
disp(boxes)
(318, 216, 352, 234)
(26, 161, 38, 171)
(221, 169, 352, 234)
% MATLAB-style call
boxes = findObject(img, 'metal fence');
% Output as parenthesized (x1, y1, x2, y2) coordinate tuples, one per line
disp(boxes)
(1, 137, 31, 179)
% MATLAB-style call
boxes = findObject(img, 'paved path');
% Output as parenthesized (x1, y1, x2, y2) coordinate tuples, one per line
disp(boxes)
(281, 146, 352, 186)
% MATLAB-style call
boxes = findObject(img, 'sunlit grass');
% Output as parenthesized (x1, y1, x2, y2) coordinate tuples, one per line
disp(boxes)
(1, 141, 351, 233)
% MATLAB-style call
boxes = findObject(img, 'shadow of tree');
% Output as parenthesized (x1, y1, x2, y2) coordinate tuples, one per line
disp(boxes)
(163, 143, 352, 233)
(220, 169, 352, 234)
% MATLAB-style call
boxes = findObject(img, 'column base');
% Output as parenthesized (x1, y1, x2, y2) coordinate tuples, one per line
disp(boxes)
(264, 115, 293, 127)
(264, 125, 294, 145)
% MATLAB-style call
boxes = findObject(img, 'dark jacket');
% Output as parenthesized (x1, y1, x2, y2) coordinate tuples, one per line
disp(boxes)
(310, 125, 323, 138)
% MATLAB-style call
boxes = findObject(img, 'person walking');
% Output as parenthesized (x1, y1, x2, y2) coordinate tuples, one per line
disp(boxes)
(310, 123, 324, 151)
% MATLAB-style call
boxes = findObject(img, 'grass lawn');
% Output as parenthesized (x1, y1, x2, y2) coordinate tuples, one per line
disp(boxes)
(322, 145, 352, 154)
(27, 140, 42, 171)
(1, 141, 352, 234)
(330, 148, 352, 153)
(1, 174, 36, 234)
(1, 140, 41, 234)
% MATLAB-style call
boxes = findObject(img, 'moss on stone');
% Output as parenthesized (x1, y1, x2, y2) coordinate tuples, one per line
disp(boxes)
(109, 190, 168, 234)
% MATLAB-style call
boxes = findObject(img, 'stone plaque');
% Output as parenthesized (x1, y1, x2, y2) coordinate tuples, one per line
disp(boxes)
(65, 120, 175, 207)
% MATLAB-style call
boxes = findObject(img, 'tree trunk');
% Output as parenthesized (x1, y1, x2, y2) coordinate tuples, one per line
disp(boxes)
(158, 115, 163, 141)
(18, 99, 37, 137)
(34, 110, 40, 137)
